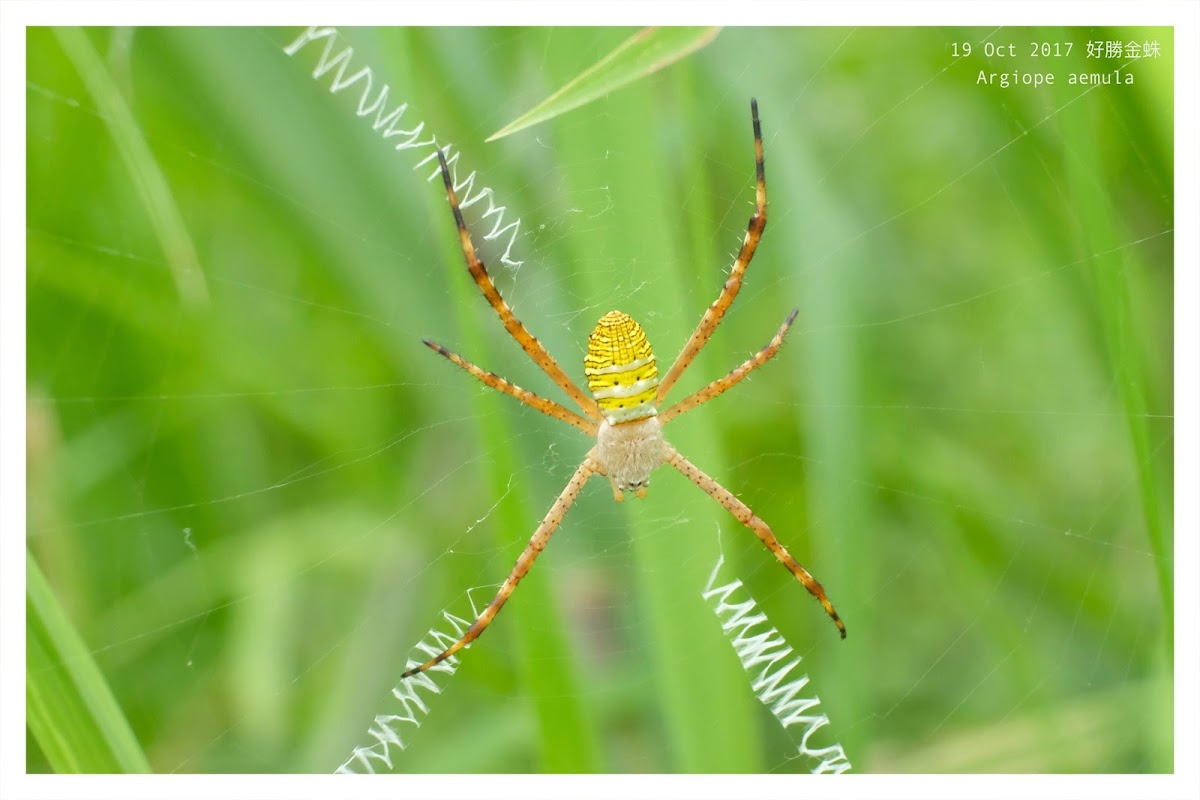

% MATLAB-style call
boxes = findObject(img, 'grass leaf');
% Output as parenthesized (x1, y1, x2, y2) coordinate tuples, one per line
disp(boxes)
(486, 27, 720, 142)
(27, 550, 151, 773)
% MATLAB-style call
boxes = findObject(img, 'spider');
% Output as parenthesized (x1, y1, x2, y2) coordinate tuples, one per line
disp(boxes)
(401, 98, 844, 679)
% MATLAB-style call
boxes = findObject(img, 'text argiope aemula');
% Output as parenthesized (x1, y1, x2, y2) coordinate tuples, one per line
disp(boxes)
(402, 99, 844, 679)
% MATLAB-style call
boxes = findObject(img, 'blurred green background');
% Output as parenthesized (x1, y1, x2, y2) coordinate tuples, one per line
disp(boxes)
(26, 26, 1173, 773)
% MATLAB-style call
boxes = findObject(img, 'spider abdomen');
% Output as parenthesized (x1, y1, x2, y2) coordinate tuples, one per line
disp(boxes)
(584, 310, 659, 425)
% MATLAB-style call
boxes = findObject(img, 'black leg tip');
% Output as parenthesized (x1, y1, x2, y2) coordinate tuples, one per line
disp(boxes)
(750, 100, 763, 148)
(435, 148, 453, 189)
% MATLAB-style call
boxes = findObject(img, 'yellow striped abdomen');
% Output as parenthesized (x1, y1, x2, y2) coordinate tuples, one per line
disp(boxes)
(585, 311, 659, 424)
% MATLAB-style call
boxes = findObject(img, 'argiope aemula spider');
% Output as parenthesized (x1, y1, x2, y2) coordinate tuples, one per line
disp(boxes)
(401, 98, 844, 680)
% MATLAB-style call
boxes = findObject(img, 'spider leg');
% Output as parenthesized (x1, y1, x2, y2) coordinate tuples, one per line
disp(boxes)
(664, 445, 846, 638)
(435, 149, 600, 422)
(423, 339, 597, 435)
(400, 452, 602, 678)
(658, 307, 797, 425)
(656, 98, 768, 404)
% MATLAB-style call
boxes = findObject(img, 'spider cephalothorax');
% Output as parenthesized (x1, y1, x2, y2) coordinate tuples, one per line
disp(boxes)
(402, 99, 844, 680)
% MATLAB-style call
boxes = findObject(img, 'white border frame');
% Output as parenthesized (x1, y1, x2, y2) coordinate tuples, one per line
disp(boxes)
(4, 3, 1195, 799)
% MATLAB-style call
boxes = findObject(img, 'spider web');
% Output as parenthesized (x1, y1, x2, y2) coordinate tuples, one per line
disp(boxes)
(22, 23, 1179, 782)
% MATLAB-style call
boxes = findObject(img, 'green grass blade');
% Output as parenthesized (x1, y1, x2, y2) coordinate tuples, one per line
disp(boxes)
(52, 26, 209, 310)
(554, 78, 762, 773)
(486, 27, 720, 141)
(1049, 34, 1173, 657)
(27, 550, 151, 773)
(403, 29, 601, 771)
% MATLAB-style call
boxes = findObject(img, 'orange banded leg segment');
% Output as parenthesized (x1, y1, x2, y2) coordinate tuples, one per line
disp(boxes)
(400, 451, 602, 678)
(423, 339, 597, 435)
(435, 150, 600, 422)
(657, 98, 768, 404)
(659, 308, 797, 425)
(664, 446, 846, 638)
